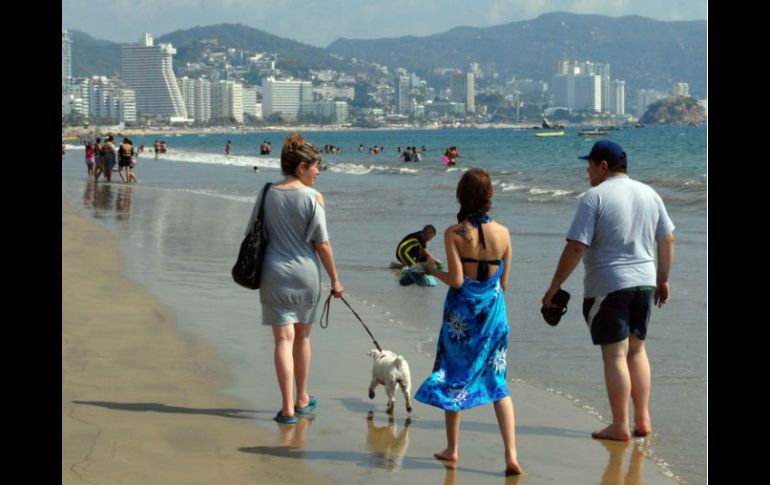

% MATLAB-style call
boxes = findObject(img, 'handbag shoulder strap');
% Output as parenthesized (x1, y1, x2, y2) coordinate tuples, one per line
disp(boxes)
(251, 182, 272, 235)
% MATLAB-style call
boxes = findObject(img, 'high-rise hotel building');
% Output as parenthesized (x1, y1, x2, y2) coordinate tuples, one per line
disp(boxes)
(450, 72, 475, 113)
(121, 33, 188, 121)
(261, 78, 312, 120)
(62, 30, 72, 88)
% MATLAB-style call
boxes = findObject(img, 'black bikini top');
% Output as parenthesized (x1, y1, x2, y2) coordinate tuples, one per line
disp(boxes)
(456, 211, 501, 282)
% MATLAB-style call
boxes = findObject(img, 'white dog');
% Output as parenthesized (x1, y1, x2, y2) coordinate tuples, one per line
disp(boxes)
(367, 349, 413, 414)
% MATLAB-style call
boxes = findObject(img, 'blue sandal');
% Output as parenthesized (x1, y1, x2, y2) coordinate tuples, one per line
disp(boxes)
(294, 396, 317, 415)
(274, 411, 297, 424)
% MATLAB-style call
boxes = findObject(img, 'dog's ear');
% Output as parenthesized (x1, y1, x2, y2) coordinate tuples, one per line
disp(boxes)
(367, 349, 380, 358)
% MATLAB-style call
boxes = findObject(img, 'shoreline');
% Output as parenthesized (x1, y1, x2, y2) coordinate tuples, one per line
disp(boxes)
(62, 122, 705, 142)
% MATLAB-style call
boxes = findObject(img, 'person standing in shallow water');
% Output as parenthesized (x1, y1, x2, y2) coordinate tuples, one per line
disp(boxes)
(542, 140, 675, 441)
(225, 140, 232, 156)
(243, 133, 344, 424)
(416, 168, 522, 476)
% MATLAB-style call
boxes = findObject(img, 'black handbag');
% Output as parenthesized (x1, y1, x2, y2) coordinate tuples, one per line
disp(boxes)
(232, 183, 272, 289)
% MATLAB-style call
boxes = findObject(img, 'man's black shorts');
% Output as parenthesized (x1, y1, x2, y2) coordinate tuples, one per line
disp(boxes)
(582, 286, 655, 345)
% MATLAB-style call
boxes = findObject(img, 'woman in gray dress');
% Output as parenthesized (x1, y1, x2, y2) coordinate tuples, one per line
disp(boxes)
(245, 133, 344, 424)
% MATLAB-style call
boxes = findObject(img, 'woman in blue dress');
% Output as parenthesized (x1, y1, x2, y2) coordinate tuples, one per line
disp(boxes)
(418, 168, 522, 476)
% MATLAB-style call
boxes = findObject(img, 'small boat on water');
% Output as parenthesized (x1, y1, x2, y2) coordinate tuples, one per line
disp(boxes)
(577, 130, 608, 137)
(534, 131, 565, 137)
(62, 135, 78, 141)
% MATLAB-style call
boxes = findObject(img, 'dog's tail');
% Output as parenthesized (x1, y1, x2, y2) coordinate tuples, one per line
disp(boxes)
(395, 355, 408, 371)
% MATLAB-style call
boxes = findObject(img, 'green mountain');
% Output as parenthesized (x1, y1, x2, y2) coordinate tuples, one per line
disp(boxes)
(70, 30, 122, 77)
(639, 96, 706, 124)
(156, 23, 352, 75)
(69, 24, 353, 80)
(327, 12, 707, 98)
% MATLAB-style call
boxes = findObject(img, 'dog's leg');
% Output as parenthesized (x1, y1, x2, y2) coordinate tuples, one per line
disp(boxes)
(385, 382, 396, 414)
(398, 378, 413, 413)
(369, 375, 378, 399)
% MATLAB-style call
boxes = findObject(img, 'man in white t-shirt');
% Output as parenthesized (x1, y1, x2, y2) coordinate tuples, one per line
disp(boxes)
(542, 140, 676, 441)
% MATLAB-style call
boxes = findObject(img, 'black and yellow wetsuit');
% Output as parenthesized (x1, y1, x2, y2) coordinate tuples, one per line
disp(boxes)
(395, 231, 427, 267)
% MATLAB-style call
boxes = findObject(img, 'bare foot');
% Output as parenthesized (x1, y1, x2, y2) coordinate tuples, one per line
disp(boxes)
(505, 461, 522, 476)
(633, 417, 653, 437)
(632, 427, 653, 437)
(434, 449, 458, 462)
(591, 424, 631, 441)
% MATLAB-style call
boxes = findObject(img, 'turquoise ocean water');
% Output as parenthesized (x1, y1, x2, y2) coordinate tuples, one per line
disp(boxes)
(62, 125, 706, 483)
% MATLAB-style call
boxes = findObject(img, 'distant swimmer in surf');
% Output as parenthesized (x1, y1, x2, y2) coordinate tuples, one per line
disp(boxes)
(443, 146, 460, 167)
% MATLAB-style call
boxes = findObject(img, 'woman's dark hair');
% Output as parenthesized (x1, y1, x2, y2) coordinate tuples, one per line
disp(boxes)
(281, 133, 320, 176)
(456, 168, 493, 215)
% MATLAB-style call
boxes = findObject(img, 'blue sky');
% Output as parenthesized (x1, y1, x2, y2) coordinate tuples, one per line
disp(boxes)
(62, 0, 707, 47)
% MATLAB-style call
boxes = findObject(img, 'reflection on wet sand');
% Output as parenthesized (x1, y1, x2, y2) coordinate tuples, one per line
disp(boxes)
(365, 410, 411, 471)
(599, 439, 645, 485)
(85, 182, 135, 223)
(115, 185, 133, 222)
(92, 183, 113, 214)
(277, 415, 312, 451)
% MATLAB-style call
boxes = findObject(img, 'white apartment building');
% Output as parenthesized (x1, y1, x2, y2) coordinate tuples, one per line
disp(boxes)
(672, 82, 690, 96)
(178, 77, 212, 122)
(574, 75, 601, 112)
(609, 80, 626, 115)
(299, 101, 349, 124)
(87, 77, 137, 123)
(242, 86, 258, 119)
(178, 77, 197, 120)
(262, 78, 312, 119)
(552, 60, 609, 112)
(313, 85, 355, 101)
(396, 76, 410, 114)
(121, 33, 188, 121)
(212, 80, 244, 123)
(450, 72, 475, 113)
(62, 30, 72, 87)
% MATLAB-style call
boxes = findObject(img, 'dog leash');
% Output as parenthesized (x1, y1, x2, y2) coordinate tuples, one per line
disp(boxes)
(319, 291, 382, 352)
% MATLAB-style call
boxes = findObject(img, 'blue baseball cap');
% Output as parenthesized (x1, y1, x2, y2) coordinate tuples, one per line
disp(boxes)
(578, 140, 627, 169)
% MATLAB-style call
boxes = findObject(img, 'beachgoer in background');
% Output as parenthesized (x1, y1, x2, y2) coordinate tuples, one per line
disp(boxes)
(542, 140, 676, 441)
(244, 133, 344, 424)
(93, 137, 104, 181)
(417, 168, 521, 476)
(443, 146, 460, 167)
(153, 140, 160, 160)
(392, 225, 441, 270)
(84, 141, 95, 178)
(225, 140, 232, 156)
(401, 148, 414, 162)
(101, 136, 117, 182)
(118, 137, 134, 183)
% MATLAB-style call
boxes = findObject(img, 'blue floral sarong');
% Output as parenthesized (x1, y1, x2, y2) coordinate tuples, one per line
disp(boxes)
(415, 261, 510, 411)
